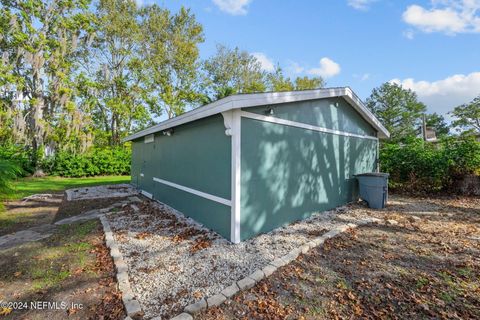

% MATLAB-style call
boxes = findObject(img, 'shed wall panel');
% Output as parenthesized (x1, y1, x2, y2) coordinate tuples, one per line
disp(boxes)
(245, 97, 376, 136)
(131, 114, 231, 238)
(240, 117, 377, 240)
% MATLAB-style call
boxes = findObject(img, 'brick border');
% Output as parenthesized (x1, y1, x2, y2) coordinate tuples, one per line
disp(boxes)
(100, 215, 144, 319)
(176, 217, 380, 320)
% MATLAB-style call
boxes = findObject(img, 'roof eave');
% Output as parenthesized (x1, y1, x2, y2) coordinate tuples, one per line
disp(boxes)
(122, 87, 390, 142)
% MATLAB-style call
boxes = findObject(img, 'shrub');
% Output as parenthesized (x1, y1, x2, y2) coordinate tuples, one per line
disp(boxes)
(380, 135, 480, 193)
(0, 144, 34, 175)
(0, 159, 21, 199)
(41, 147, 131, 177)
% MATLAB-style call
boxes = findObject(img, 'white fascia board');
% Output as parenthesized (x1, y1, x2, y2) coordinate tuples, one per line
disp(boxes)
(123, 87, 390, 141)
(342, 88, 390, 139)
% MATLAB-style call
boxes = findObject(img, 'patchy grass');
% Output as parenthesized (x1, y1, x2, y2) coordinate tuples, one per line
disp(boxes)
(9, 175, 130, 200)
(0, 175, 130, 234)
(198, 195, 480, 319)
(0, 194, 63, 236)
(0, 219, 125, 319)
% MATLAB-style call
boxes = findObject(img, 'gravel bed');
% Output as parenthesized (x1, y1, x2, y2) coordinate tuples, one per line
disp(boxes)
(66, 184, 137, 201)
(106, 199, 373, 319)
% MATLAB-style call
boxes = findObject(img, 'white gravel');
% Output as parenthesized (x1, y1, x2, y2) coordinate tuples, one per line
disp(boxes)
(66, 184, 137, 201)
(106, 199, 374, 319)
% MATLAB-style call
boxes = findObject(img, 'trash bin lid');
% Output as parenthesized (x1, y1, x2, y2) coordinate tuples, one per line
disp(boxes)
(354, 172, 389, 177)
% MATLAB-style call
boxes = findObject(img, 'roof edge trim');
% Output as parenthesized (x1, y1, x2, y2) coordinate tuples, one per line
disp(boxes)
(123, 87, 390, 142)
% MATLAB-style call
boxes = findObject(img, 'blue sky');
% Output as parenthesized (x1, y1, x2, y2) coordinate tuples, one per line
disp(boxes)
(155, 0, 480, 116)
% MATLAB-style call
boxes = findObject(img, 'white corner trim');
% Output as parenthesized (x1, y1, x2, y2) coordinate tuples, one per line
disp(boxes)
(240, 111, 379, 141)
(221, 110, 233, 136)
(123, 87, 390, 142)
(140, 190, 153, 199)
(230, 109, 242, 244)
(153, 177, 231, 207)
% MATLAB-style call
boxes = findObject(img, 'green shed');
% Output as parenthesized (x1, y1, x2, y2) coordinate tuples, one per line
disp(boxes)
(123, 88, 390, 243)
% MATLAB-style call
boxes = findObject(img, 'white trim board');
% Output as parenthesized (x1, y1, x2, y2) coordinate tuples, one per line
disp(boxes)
(240, 111, 379, 141)
(230, 109, 242, 244)
(153, 177, 232, 207)
(123, 87, 390, 141)
(140, 190, 153, 199)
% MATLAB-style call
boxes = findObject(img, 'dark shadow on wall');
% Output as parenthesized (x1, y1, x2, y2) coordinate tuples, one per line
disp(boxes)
(240, 108, 376, 240)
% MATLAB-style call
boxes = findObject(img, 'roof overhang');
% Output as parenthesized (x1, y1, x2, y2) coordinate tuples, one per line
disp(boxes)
(123, 87, 390, 142)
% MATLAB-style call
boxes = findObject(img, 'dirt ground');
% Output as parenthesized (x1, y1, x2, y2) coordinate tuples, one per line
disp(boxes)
(0, 195, 63, 236)
(198, 195, 480, 320)
(0, 198, 125, 319)
(55, 196, 131, 221)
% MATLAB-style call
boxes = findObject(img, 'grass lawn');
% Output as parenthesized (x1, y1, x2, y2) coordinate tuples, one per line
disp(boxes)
(0, 175, 130, 235)
(9, 175, 131, 200)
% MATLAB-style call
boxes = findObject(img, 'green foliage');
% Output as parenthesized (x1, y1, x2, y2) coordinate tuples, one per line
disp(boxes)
(380, 139, 447, 191)
(203, 44, 267, 100)
(1, 0, 95, 166)
(294, 76, 325, 90)
(0, 144, 33, 175)
(267, 66, 295, 92)
(380, 135, 480, 192)
(450, 95, 480, 133)
(366, 82, 427, 141)
(140, 5, 205, 119)
(443, 134, 480, 177)
(425, 113, 450, 137)
(266, 66, 324, 92)
(0, 159, 21, 198)
(41, 147, 131, 177)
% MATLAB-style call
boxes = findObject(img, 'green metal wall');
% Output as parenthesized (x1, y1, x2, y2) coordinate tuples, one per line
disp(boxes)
(246, 97, 377, 136)
(240, 98, 378, 240)
(130, 114, 232, 239)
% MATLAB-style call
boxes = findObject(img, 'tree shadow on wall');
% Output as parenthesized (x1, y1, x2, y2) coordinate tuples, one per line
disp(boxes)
(241, 108, 376, 239)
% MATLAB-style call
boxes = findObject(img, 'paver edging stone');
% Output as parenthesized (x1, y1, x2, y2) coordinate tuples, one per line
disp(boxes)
(179, 217, 378, 319)
(100, 214, 144, 319)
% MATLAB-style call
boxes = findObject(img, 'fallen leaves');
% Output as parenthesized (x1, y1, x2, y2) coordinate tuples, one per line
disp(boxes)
(0, 307, 12, 316)
(134, 232, 152, 240)
(190, 236, 213, 253)
(194, 195, 480, 320)
(172, 227, 205, 243)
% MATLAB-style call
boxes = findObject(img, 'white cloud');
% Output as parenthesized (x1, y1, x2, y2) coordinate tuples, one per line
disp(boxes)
(252, 52, 275, 72)
(348, 0, 378, 10)
(390, 71, 480, 115)
(286, 61, 304, 74)
(307, 57, 341, 78)
(212, 0, 252, 15)
(402, 1, 480, 35)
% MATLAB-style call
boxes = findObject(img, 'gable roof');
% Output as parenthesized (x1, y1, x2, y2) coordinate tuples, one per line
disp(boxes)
(123, 87, 390, 142)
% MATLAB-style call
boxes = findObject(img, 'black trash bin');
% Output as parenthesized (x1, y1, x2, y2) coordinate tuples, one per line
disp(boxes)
(355, 173, 389, 209)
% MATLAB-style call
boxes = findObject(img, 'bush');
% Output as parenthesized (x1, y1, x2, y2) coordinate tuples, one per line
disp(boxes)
(0, 144, 34, 175)
(41, 147, 131, 177)
(0, 159, 21, 199)
(380, 135, 480, 193)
